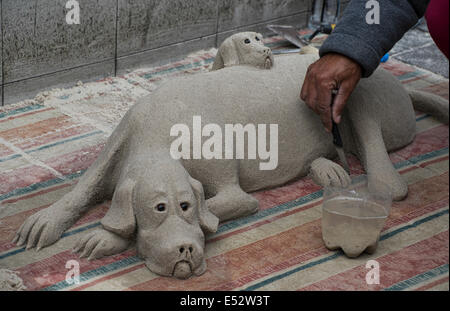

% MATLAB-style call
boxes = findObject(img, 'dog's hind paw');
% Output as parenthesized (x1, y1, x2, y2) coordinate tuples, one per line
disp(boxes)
(309, 157, 351, 188)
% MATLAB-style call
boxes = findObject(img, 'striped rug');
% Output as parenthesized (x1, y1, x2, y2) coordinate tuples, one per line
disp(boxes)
(0, 34, 448, 291)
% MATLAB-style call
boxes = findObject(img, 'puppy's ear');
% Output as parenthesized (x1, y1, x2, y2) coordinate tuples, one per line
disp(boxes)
(189, 177, 219, 233)
(211, 47, 225, 71)
(220, 36, 241, 68)
(101, 178, 137, 238)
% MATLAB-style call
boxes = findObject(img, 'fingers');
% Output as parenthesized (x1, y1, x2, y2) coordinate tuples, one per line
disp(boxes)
(300, 53, 361, 131)
(316, 90, 333, 132)
(301, 64, 335, 133)
(332, 79, 355, 124)
(300, 69, 310, 101)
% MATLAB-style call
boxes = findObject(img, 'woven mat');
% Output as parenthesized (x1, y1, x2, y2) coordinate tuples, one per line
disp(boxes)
(0, 33, 448, 291)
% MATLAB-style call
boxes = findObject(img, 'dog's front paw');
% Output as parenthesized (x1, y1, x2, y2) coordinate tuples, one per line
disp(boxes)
(12, 208, 69, 250)
(309, 157, 351, 188)
(73, 229, 130, 260)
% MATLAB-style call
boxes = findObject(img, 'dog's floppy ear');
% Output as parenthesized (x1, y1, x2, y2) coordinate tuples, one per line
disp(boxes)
(211, 48, 225, 71)
(189, 177, 219, 233)
(221, 36, 240, 67)
(101, 178, 136, 238)
(212, 36, 240, 70)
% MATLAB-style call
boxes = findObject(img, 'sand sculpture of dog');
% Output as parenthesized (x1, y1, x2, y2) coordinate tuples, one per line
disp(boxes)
(211, 32, 274, 70)
(14, 32, 448, 279)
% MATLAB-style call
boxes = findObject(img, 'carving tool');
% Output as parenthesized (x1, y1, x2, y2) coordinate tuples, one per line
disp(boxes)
(308, 23, 335, 42)
(271, 48, 301, 55)
(331, 89, 350, 173)
(266, 25, 310, 49)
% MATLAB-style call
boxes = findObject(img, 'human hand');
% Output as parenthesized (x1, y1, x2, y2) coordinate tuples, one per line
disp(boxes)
(300, 53, 362, 132)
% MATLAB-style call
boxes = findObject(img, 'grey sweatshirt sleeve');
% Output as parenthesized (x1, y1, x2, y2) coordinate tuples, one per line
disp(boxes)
(319, 0, 430, 77)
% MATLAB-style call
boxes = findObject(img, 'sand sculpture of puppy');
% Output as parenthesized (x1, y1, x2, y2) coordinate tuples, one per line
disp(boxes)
(14, 32, 448, 279)
(211, 32, 274, 70)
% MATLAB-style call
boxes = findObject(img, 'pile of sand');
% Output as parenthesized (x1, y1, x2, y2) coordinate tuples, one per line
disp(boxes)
(0, 269, 26, 291)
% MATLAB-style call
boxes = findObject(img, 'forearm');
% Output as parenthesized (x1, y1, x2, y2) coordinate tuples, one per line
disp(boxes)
(319, 0, 430, 77)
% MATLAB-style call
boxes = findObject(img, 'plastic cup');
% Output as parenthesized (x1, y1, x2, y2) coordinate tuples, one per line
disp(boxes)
(321, 175, 392, 258)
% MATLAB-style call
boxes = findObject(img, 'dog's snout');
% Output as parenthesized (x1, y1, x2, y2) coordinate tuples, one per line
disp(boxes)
(179, 244, 194, 255)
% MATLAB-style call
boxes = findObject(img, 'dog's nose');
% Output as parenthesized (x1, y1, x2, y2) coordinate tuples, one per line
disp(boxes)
(179, 244, 194, 256)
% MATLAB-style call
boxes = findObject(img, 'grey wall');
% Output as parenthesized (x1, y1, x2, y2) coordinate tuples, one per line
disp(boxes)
(0, 0, 349, 106)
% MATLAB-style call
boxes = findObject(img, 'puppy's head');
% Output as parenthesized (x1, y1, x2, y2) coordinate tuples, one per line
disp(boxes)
(212, 32, 274, 70)
(100, 160, 218, 279)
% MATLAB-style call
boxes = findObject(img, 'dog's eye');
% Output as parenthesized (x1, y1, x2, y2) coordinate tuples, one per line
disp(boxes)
(244, 38, 251, 44)
(155, 203, 166, 212)
(180, 202, 190, 211)
(255, 36, 260, 41)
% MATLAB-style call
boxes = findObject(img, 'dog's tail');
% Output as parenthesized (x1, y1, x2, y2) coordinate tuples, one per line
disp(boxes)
(408, 89, 449, 125)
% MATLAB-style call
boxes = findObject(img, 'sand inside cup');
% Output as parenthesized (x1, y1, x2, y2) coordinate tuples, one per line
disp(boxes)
(322, 196, 388, 257)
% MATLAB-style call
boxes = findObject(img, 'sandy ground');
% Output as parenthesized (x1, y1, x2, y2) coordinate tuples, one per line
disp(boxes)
(1, 48, 218, 136)
(390, 19, 449, 78)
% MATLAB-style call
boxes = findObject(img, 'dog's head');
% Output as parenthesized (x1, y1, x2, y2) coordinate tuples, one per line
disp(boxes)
(100, 160, 219, 279)
(212, 32, 274, 70)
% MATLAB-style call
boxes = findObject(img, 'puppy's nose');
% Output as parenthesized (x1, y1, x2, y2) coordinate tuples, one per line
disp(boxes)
(263, 48, 270, 54)
(178, 244, 194, 256)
